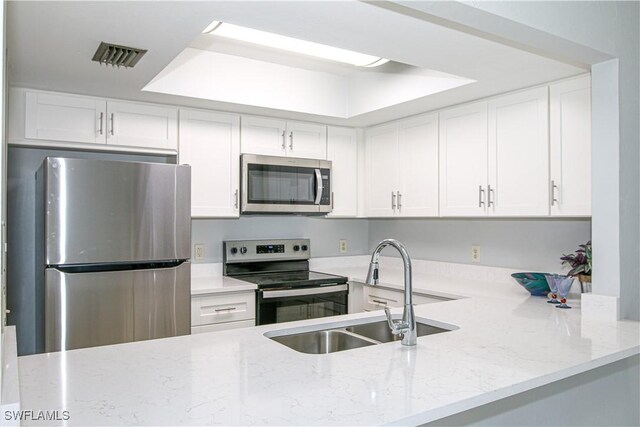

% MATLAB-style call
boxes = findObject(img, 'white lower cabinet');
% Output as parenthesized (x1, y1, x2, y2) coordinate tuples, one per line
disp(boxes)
(179, 109, 240, 217)
(362, 285, 450, 312)
(191, 291, 256, 333)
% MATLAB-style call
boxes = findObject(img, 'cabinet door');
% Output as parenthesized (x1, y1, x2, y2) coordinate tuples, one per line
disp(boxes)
(241, 116, 287, 156)
(488, 87, 549, 216)
(439, 102, 488, 216)
(25, 91, 107, 144)
(179, 109, 240, 217)
(398, 113, 439, 217)
(286, 121, 327, 159)
(550, 76, 591, 216)
(327, 126, 358, 217)
(365, 123, 398, 217)
(107, 101, 178, 150)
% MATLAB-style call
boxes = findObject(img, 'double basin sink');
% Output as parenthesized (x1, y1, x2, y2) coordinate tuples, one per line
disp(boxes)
(266, 318, 455, 354)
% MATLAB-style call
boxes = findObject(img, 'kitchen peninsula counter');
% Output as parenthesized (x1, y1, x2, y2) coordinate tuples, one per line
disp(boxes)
(17, 257, 640, 426)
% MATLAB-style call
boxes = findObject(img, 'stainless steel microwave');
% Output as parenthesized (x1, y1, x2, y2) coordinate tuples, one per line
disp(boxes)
(241, 154, 332, 214)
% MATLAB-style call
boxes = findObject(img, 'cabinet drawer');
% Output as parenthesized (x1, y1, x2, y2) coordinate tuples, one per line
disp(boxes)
(191, 291, 255, 326)
(191, 319, 255, 334)
(363, 286, 449, 311)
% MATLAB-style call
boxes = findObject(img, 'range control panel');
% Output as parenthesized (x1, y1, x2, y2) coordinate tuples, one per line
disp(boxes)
(223, 239, 310, 263)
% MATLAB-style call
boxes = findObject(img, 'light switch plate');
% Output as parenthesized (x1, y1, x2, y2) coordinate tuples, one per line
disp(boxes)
(339, 239, 348, 254)
(194, 244, 205, 261)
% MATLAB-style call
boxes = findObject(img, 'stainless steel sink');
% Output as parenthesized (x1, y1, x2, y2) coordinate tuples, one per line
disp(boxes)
(346, 321, 449, 343)
(270, 330, 376, 354)
(266, 317, 456, 354)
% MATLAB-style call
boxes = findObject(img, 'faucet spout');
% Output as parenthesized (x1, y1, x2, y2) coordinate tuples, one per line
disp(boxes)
(367, 239, 417, 346)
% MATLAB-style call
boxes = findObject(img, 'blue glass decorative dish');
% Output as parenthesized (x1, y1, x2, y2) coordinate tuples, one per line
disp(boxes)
(511, 272, 551, 296)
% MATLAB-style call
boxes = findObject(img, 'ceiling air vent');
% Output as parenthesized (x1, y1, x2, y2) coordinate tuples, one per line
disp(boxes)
(92, 42, 147, 68)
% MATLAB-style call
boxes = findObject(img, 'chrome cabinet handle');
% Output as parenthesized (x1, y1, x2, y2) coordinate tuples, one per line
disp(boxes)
(234, 189, 239, 208)
(214, 307, 237, 312)
(281, 131, 286, 150)
(397, 191, 402, 209)
(488, 185, 494, 207)
(289, 132, 293, 150)
(551, 180, 559, 206)
(99, 112, 104, 135)
(478, 186, 485, 207)
(372, 299, 388, 305)
(110, 113, 115, 136)
(391, 192, 397, 210)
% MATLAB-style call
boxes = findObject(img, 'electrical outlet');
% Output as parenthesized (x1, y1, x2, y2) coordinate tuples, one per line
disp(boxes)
(471, 245, 481, 263)
(194, 244, 205, 261)
(339, 239, 348, 254)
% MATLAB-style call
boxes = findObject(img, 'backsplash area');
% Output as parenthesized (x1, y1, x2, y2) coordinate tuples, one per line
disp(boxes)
(369, 218, 592, 273)
(192, 216, 591, 274)
(191, 217, 369, 263)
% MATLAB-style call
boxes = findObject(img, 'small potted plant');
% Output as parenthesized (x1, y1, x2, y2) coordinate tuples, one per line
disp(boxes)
(560, 241, 592, 293)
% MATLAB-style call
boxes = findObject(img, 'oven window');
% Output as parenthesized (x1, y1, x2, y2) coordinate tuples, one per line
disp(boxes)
(247, 164, 316, 204)
(257, 290, 348, 326)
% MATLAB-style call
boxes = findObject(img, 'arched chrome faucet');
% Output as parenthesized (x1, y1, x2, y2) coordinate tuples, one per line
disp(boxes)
(365, 239, 417, 346)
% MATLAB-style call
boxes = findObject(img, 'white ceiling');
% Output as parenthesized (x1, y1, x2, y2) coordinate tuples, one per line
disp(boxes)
(7, 1, 586, 127)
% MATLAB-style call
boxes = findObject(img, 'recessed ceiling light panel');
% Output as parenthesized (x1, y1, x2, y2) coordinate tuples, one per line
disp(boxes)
(203, 21, 389, 67)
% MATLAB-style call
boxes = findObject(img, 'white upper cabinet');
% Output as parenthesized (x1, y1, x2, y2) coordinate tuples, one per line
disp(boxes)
(365, 113, 439, 217)
(240, 116, 287, 156)
(439, 101, 488, 217)
(286, 121, 327, 160)
(327, 126, 358, 217)
(487, 87, 549, 216)
(106, 101, 178, 150)
(25, 91, 107, 144)
(365, 123, 398, 217)
(179, 109, 240, 218)
(241, 116, 326, 159)
(22, 89, 178, 152)
(398, 114, 439, 217)
(550, 76, 591, 216)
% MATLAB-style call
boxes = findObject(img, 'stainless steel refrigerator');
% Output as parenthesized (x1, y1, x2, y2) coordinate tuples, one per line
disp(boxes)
(35, 157, 191, 353)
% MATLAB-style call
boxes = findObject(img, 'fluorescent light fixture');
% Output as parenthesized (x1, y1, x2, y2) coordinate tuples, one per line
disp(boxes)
(203, 21, 389, 67)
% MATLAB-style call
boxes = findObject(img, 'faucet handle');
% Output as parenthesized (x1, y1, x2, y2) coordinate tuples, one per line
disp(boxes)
(384, 307, 409, 335)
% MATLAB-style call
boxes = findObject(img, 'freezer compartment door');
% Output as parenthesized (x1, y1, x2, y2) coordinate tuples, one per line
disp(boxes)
(39, 157, 190, 265)
(45, 263, 190, 352)
(134, 261, 190, 341)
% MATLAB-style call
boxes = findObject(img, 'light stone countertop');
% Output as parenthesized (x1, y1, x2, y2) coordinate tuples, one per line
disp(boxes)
(190, 262, 257, 296)
(17, 257, 639, 426)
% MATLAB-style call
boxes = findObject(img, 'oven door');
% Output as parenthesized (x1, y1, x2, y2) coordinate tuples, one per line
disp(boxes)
(257, 284, 348, 326)
(241, 154, 331, 214)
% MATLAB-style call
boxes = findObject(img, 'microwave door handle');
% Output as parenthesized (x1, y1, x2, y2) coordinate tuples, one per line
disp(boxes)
(314, 168, 323, 205)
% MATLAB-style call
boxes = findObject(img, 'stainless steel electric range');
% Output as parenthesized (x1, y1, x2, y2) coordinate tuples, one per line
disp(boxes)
(223, 239, 349, 326)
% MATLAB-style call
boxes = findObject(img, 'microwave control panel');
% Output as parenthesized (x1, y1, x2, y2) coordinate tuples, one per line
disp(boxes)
(320, 168, 331, 206)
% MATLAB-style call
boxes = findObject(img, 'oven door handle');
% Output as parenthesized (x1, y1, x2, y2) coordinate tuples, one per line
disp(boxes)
(261, 284, 348, 299)
(314, 168, 323, 205)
